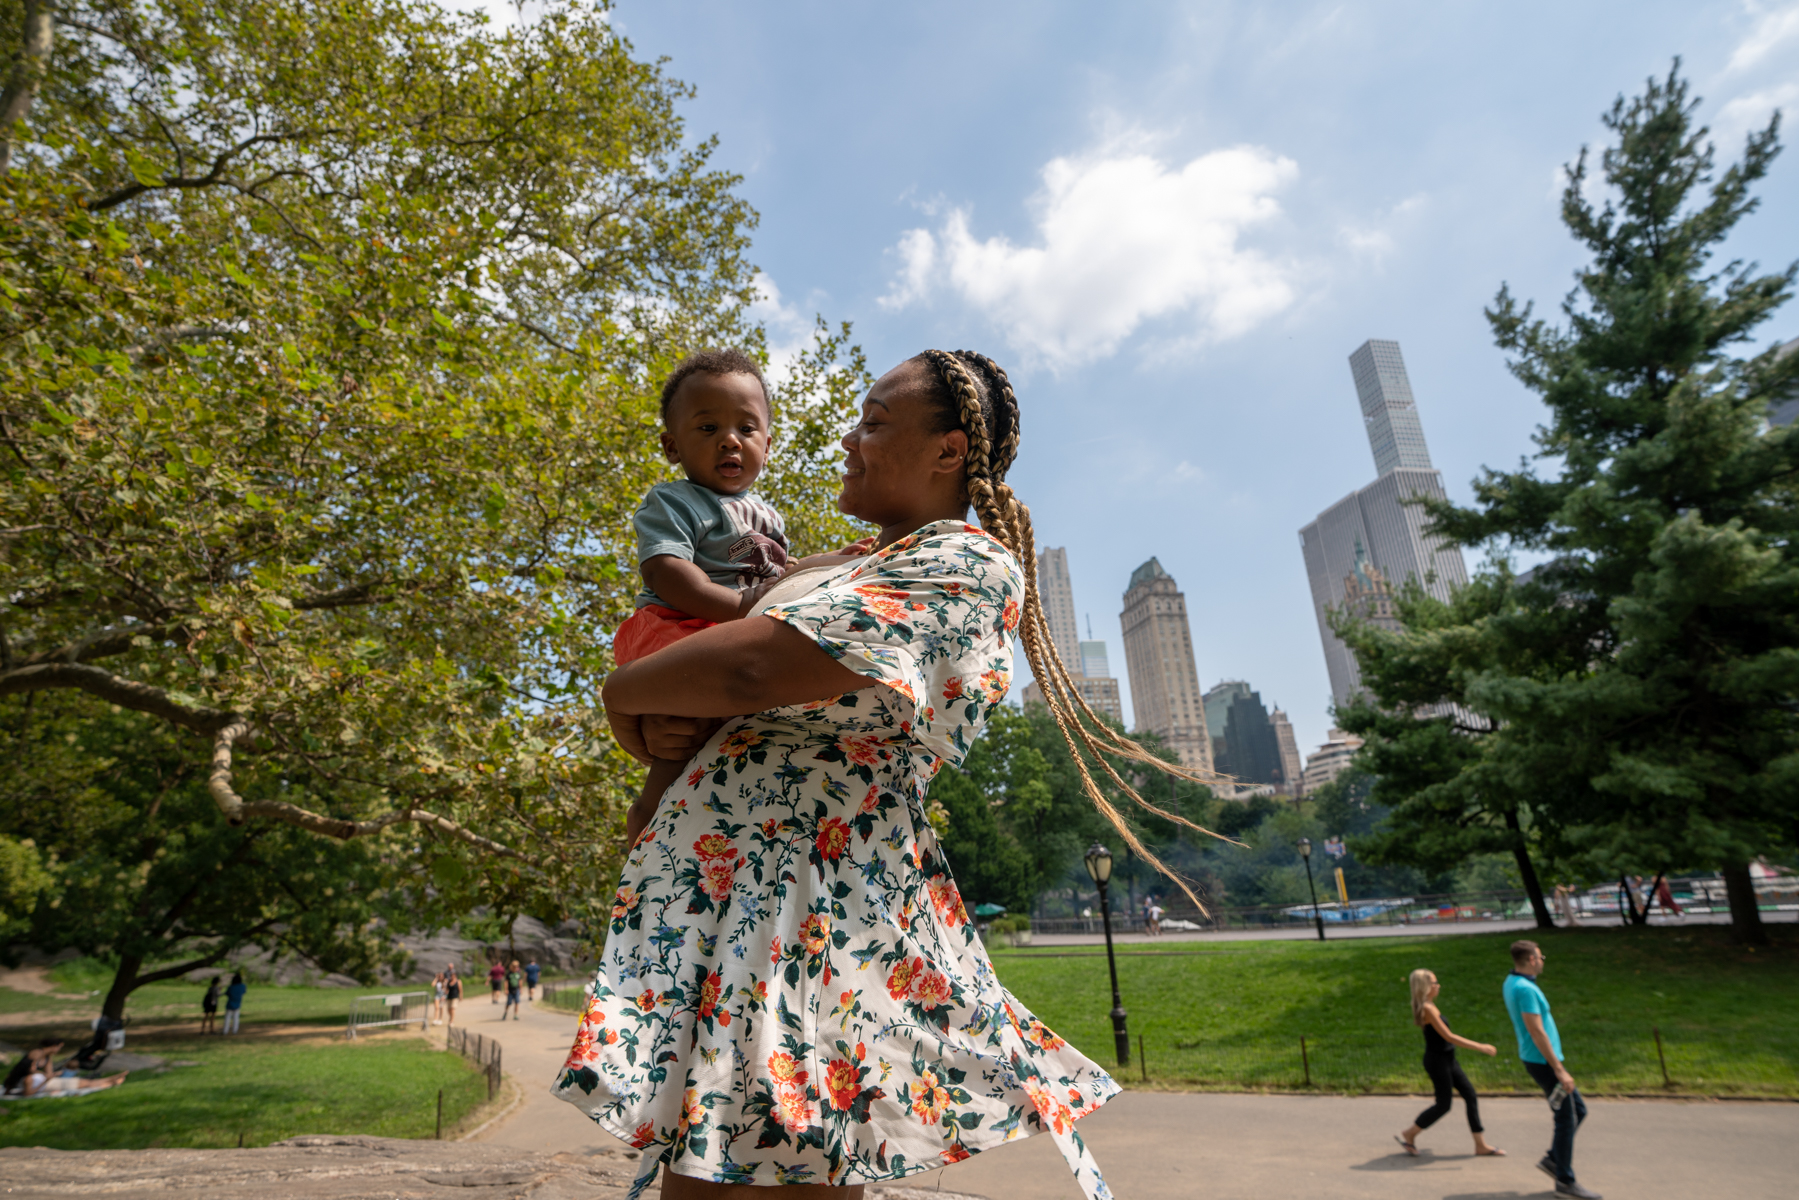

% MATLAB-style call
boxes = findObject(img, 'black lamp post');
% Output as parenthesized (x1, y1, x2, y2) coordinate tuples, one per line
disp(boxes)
(1298, 837, 1325, 941)
(1083, 842, 1130, 1067)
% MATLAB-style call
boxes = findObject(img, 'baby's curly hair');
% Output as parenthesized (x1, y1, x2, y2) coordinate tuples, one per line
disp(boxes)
(658, 348, 771, 421)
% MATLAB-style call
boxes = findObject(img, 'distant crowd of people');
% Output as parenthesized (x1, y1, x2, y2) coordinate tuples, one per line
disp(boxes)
(427, 957, 540, 1026)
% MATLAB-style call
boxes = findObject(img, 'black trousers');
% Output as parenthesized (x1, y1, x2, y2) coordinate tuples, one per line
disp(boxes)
(1415, 1048, 1483, 1133)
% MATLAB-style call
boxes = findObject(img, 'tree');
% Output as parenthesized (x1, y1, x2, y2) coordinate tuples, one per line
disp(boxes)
(0, 1, 870, 983)
(1332, 571, 1561, 929)
(1426, 65, 1799, 944)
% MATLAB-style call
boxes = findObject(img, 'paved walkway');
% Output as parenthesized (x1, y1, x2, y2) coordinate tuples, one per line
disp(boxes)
(460, 994, 1798, 1199)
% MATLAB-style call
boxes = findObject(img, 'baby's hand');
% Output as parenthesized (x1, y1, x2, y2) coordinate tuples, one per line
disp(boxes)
(836, 536, 876, 556)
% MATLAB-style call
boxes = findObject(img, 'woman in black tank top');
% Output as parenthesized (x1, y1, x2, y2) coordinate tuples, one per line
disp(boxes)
(1396, 968, 1504, 1158)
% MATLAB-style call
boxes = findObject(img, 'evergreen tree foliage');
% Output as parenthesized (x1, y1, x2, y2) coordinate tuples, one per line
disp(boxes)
(1408, 65, 1797, 943)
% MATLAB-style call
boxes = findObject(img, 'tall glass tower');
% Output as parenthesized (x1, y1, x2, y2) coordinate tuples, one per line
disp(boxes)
(1350, 339, 1434, 475)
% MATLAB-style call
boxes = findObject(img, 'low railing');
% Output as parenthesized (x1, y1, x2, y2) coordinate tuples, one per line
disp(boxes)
(346, 990, 429, 1038)
(446, 1025, 503, 1101)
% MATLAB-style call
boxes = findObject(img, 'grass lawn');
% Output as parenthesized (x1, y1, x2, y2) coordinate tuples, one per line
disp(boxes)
(987, 924, 1799, 1096)
(0, 1029, 488, 1150)
(31, 959, 396, 1030)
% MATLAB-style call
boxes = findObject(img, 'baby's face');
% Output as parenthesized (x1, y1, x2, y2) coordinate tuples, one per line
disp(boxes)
(660, 371, 772, 495)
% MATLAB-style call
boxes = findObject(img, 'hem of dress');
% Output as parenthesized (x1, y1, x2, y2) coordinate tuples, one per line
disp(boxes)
(551, 1074, 1121, 1190)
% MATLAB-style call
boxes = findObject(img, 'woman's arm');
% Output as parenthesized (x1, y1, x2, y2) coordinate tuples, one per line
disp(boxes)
(1424, 1004, 1497, 1055)
(603, 615, 874, 720)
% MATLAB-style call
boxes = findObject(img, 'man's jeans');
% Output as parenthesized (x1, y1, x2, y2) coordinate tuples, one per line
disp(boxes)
(1523, 1059, 1588, 1184)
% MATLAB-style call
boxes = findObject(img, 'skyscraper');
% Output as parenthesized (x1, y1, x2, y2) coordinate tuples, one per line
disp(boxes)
(1202, 680, 1283, 787)
(1021, 550, 1123, 723)
(1300, 340, 1470, 708)
(1120, 558, 1210, 770)
(1271, 708, 1303, 796)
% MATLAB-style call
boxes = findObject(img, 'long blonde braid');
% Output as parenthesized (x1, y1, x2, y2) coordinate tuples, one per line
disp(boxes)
(918, 350, 1235, 914)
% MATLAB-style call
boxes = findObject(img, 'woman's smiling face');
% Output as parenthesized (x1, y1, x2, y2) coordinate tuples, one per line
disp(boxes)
(838, 360, 968, 534)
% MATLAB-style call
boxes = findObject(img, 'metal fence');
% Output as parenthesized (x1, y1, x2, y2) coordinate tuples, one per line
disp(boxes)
(446, 1025, 504, 1101)
(538, 980, 587, 1014)
(346, 990, 430, 1038)
(1127, 1026, 1796, 1096)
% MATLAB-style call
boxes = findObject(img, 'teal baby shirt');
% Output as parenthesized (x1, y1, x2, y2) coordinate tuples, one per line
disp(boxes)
(633, 480, 788, 609)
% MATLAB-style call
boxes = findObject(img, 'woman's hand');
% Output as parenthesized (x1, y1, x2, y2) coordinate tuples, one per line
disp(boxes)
(608, 709, 652, 764)
(1480, 1042, 1498, 1057)
(642, 714, 724, 762)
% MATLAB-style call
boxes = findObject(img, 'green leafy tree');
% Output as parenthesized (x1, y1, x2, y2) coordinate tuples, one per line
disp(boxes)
(1332, 571, 1561, 928)
(0, 0, 869, 989)
(1424, 65, 1799, 943)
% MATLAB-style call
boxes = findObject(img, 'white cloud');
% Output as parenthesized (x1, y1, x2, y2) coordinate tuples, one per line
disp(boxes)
(1340, 193, 1428, 261)
(1713, 82, 1799, 145)
(746, 273, 815, 384)
(881, 140, 1300, 370)
(1726, 3, 1799, 74)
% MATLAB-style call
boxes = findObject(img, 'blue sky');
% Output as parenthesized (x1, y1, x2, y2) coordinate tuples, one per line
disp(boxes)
(479, 1, 1799, 756)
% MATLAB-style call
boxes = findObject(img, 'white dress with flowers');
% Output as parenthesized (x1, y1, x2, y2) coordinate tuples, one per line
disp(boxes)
(552, 519, 1117, 1197)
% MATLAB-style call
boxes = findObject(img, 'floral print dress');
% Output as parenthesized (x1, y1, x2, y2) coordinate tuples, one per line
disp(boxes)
(553, 519, 1117, 1198)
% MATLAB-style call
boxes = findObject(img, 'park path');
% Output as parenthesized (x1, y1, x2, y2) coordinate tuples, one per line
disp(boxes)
(458, 991, 1798, 1199)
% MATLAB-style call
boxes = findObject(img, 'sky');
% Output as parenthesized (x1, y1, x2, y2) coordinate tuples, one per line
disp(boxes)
(470, 1, 1799, 756)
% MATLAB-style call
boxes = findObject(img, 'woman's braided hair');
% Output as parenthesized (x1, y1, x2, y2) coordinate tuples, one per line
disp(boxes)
(914, 350, 1232, 913)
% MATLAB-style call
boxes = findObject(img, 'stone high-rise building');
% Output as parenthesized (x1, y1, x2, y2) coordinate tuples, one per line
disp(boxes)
(1021, 549, 1123, 724)
(1299, 339, 1470, 707)
(1119, 558, 1210, 771)
(1271, 707, 1303, 796)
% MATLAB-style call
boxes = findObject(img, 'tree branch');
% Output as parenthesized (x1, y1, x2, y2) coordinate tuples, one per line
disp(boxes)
(88, 130, 337, 212)
(0, 0, 53, 174)
(0, 661, 238, 735)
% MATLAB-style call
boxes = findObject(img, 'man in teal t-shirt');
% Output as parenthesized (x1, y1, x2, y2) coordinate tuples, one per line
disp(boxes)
(1504, 940, 1598, 1199)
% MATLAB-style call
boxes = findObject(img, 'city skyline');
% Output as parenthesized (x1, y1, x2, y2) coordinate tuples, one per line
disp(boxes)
(1120, 558, 1211, 771)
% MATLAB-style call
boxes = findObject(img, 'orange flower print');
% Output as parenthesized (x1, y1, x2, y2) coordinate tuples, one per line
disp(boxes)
(692, 833, 736, 860)
(564, 1025, 599, 1069)
(759, 817, 784, 840)
(941, 1144, 971, 1165)
(859, 785, 880, 815)
(1026, 1018, 1067, 1052)
(840, 735, 882, 766)
(855, 582, 911, 603)
(748, 979, 769, 1010)
(798, 911, 831, 956)
(771, 1083, 817, 1134)
(909, 1068, 950, 1126)
(630, 1121, 656, 1148)
(719, 728, 763, 758)
(1023, 1078, 1073, 1135)
(769, 936, 782, 965)
(815, 817, 851, 861)
(910, 968, 953, 1010)
(822, 1058, 862, 1112)
(697, 970, 731, 1025)
(940, 581, 965, 597)
(679, 1087, 706, 1129)
(686, 765, 705, 787)
(867, 597, 908, 625)
(979, 668, 1009, 703)
(636, 989, 657, 1012)
(581, 992, 605, 1023)
(927, 877, 967, 927)
(610, 885, 639, 923)
(885, 956, 923, 1000)
(942, 676, 964, 702)
(700, 857, 737, 902)
(888, 679, 916, 703)
(1001, 598, 1020, 631)
(767, 1050, 807, 1088)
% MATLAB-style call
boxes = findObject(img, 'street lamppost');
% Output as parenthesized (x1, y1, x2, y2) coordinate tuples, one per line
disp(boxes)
(1083, 842, 1130, 1067)
(1298, 837, 1325, 941)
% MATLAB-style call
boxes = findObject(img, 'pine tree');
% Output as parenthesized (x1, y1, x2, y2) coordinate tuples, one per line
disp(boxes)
(1429, 65, 1799, 944)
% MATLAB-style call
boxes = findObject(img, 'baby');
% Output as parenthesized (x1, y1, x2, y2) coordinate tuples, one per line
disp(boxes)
(614, 349, 864, 841)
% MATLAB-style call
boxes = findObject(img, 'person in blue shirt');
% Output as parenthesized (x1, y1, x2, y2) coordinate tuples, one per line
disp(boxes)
(222, 972, 247, 1035)
(524, 959, 541, 1003)
(1504, 940, 1600, 1199)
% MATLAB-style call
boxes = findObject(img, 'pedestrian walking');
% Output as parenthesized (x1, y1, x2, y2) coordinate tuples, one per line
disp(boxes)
(1147, 899, 1164, 937)
(444, 965, 462, 1026)
(1651, 875, 1683, 918)
(1553, 884, 1581, 927)
(430, 971, 446, 1025)
(222, 972, 247, 1035)
(524, 958, 541, 1002)
(200, 975, 222, 1035)
(1395, 968, 1503, 1158)
(487, 959, 505, 1005)
(502, 960, 523, 1020)
(1504, 940, 1600, 1198)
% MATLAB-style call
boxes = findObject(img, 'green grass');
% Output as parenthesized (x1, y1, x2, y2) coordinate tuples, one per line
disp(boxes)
(0, 1031, 489, 1150)
(988, 925, 1799, 1096)
(11, 959, 420, 1028)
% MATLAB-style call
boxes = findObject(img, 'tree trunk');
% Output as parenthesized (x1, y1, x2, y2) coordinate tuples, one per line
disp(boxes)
(1503, 807, 1555, 929)
(1721, 860, 1767, 946)
(0, 0, 54, 174)
(102, 952, 143, 1021)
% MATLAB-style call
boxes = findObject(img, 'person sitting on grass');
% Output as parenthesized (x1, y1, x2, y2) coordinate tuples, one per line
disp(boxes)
(1396, 968, 1503, 1159)
(2, 1038, 129, 1097)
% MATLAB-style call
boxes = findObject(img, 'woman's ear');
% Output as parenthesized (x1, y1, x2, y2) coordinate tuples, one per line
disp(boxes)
(934, 428, 969, 476)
